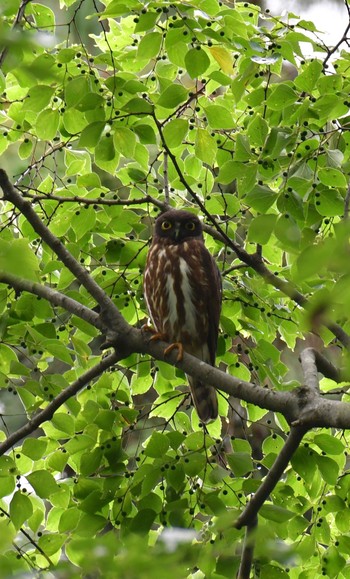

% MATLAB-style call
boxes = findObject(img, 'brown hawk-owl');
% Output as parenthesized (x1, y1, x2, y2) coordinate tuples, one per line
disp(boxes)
(143, 209, 222, 423)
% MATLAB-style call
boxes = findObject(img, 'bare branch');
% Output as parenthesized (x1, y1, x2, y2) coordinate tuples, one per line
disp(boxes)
(300, 348, 320, 394)
(0, 351, 120, 456)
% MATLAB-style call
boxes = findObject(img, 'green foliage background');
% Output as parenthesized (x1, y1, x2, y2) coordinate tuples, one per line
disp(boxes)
(1, 0, 350, 577)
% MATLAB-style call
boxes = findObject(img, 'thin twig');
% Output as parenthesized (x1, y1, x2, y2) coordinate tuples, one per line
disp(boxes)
(322, 0, 350, 70)
(163, 151, 170, 204)
(0, 507, 53, 567)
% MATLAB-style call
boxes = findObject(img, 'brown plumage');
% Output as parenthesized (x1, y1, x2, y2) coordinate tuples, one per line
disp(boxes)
(143, 209, 222, 423)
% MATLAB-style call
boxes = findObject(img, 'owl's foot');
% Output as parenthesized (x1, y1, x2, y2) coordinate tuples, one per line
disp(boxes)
(164, 341, 184, 362)
(142, 326, 183, 361)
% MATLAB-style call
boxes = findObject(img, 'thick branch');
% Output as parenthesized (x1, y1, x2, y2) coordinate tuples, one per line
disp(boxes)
(235, 426, 306, 530)
(2, 269, 350, 430)
(0, 351, 120, 456)
(300, 348, 320, 393)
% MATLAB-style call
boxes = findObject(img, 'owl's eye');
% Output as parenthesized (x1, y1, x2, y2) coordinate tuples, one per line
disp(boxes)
(161, 220, 172, 231)
(185, 221, 196, 231)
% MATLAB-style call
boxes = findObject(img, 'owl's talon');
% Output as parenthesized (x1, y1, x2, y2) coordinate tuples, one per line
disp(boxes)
(164, 342, 184, 362)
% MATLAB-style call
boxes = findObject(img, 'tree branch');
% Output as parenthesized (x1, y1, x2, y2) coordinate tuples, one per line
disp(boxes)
(0, 351, 120, 456)
(237, 518, 257, 579)
(235, 426, 306, 530)
(0, 272, 103, 329)
(300, 348, 320, 393)
(313, 349, 342, 383)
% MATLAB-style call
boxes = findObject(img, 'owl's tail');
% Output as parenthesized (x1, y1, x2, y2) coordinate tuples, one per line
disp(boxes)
(187, 377, 218, 423)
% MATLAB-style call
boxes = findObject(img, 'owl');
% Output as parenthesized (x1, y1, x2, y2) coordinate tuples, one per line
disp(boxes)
(143, 209, 222, 423)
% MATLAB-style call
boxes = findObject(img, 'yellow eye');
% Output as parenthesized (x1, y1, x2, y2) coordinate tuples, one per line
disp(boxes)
(161, 220, 172, 231)
(185, 221, 196, 231)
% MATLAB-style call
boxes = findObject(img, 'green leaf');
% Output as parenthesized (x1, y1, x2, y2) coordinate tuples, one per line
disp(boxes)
(65, 77, 90, 107)
(266, 85, 297, 110)
(316, 455, 339, 486)
(22, 85, 55, 112)
(44, 340, 73, 364)
(51, 413, 75, 436)
(226, 452, 253, 477)
(26, 470, 59, 499)
(10, 491, 33, 530)
(80, 448, 103, 476)
(245, 184, 277, 212)
(22, 438, 47, 460)
(112, 127, 137, 158)
(133, 123, 156, 144)
(137, 32, 162, 59)
(129, 509, 157, 534)
(204, 105, 235, 129)
(247, 214, 277, 244)
(182, 452, 206, 476)
(294, 59, 323, 93)
(185, 47, 210, 79)
(79, 122, 105, 147)
(217, 160, 245, 184)
(195, 128, 217, 165)
(157, 84, 188, 109)
(144, 431, 170, 458)
(38, 533, 66, 556)
(318, 167, 347, 188)
(0, 239, 39, 280)
(291, 446, 317, 483)
(163, 119, 188, 148)
(35, 108, 59, 140)
(260, 503, 295, 523)
(313, 434, 345, 455)
(134, 11, 159, 32)
(247, 114, 269, 147)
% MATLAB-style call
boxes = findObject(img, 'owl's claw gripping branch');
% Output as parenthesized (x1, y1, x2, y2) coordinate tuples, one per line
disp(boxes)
(142, 325, 184, 362)
(163, 342, 184, 362)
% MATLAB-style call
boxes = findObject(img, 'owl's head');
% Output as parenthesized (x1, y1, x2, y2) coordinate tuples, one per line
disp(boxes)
(154, 210, 203, 243)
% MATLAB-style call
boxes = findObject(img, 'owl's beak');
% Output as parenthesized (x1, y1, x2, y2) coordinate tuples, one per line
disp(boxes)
(174, 223, 180, 241)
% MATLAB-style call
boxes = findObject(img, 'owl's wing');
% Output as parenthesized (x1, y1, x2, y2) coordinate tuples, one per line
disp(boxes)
(200, 245, 222, 365)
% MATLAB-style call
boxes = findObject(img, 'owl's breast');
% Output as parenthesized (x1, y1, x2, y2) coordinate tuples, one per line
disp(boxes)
(144, 242, 208, 347)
